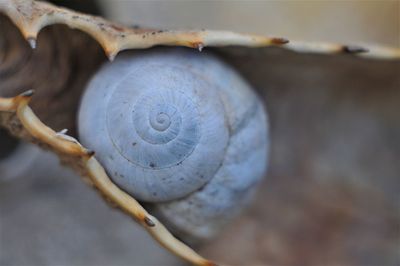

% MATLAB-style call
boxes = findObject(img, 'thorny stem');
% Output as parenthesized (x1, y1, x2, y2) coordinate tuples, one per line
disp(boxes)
(0, 91, 217, 266)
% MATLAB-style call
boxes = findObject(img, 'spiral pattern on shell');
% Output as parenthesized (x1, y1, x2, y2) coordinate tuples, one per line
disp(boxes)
(79, 49, 230, 202)
(108, 86, 201, 169)
(79, 48, 269, 241)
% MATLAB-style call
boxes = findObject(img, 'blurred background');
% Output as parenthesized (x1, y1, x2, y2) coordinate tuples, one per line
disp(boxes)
(1, 1, 399, 266)
(99, 0, 399, 47)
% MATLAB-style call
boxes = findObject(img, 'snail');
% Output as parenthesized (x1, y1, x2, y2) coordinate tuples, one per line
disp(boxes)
(0, 1, 399, 265)
(78, 48, 269, 242)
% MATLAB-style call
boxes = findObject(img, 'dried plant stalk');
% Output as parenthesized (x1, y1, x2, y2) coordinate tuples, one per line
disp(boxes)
(0, 0, 399, 265)
(0, 91, 216, 266)
(1, 0, 398, 60)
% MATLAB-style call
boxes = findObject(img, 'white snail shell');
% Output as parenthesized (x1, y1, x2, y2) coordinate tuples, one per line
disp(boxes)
(78, 48, 269, 241)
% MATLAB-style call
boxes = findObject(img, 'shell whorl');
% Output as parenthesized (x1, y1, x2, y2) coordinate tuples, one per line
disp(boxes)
(79, 47, 269, 241)
(79, 49, 230, 202)
(107, 76, 201, 169)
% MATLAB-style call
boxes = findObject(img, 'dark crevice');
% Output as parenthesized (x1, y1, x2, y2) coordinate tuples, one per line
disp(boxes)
(47, 0, 103, 16)
(0, 129, 20, 160)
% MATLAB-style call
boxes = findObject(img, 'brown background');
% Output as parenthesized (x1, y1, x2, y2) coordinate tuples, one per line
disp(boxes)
(1, 1, 399, 266)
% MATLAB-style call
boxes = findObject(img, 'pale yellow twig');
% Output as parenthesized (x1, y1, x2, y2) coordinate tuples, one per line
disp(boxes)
(0, 91, 216, 266)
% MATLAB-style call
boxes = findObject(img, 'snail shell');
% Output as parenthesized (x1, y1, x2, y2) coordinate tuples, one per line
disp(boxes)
(78, 48, 269, 241)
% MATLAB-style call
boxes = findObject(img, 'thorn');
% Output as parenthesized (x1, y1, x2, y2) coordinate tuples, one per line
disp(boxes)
(85, 149, 95, 157)
(144, 216, 156, 227)
(107, 53, 116, 61)
(271, 37, 289, 45)
(27, 37, 37, 49)
(106, 50, 117, 61)
(56, 130, 80, 144)
(20, 90, 35, 97)
(191, 42, 204, 51)
(58, 129, 68, 134)
(343, 45, 369, 54)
